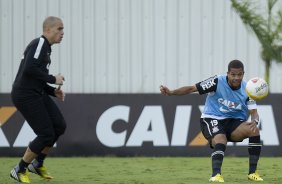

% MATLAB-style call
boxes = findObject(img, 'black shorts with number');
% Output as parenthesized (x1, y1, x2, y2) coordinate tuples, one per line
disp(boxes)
(200, 118, 244, 145)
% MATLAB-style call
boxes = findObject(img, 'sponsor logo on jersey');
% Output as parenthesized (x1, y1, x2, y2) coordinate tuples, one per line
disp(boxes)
(200, 79, 216, 90)
(199, 76, 217, 91)
(219, 106, 229, 113)
(218, 98, 242, 111)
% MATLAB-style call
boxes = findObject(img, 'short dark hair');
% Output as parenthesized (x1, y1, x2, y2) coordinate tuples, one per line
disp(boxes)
(228, 60, 244, 72)
(43, 16, 62, 31)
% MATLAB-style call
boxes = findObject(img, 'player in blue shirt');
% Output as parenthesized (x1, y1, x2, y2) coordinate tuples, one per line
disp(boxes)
(160, 60, 263, 182)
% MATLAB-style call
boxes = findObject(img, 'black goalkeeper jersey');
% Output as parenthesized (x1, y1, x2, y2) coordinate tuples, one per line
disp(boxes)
(12, 35, 56, 96)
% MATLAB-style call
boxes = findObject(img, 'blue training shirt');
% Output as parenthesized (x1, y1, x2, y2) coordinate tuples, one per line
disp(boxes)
(195, 74, 256, 121)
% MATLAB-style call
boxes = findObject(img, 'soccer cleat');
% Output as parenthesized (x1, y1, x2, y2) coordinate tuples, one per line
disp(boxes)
(248, 171, 263, 181)
(28, 163, 53, 179)
(10, 167, 30, 183)
(209, 173, 224, 182)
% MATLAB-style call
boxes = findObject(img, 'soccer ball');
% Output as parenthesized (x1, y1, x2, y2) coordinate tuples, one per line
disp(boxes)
(246, 77, 269, 100)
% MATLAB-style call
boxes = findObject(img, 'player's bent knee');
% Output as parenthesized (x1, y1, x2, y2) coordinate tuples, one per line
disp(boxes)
(249, 129, 260, 137)
(28, 132, 56, 154)
(245, 126, 260, 137)
(40, 132, 56, 147)
(212, 134, 227, 145)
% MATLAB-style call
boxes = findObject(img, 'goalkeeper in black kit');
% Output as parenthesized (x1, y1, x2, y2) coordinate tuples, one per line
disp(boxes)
(10, 16, 66, 183)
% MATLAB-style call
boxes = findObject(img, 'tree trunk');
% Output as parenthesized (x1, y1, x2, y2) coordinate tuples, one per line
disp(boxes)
(264, 59, 271, 88)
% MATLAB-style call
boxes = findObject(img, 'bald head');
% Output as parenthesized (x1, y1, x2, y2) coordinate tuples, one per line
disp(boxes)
(42, 16, 64, 45)
(43, 16, 62, 31)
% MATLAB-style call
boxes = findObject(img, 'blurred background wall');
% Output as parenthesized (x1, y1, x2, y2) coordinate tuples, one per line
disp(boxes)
(1, 0, 282, 93)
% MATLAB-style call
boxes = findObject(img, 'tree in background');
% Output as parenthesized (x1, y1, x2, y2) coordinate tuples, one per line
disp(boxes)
(231, 0, 282, 87)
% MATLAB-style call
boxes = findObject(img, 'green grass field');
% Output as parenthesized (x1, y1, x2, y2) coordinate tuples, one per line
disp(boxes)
(1, 157, 282, 184)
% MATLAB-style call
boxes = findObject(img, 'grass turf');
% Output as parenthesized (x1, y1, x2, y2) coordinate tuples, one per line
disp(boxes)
(1, 157, 282, 184)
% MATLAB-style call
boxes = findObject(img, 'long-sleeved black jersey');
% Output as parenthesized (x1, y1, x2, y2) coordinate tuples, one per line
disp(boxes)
(13, 35, 56, 96)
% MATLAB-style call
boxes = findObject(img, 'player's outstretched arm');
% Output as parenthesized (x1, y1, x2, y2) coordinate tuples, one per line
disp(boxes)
(160, 85, 198, 96)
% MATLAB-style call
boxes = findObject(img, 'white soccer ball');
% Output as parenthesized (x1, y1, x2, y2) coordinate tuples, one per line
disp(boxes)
(246, 77, 269, 100)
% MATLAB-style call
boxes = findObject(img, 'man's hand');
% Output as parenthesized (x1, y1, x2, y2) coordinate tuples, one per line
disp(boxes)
(160, 85, 172, 96)
(55, 73, 65, 85)
(54, 85, 65, 101)
(246, 121, 258, 133)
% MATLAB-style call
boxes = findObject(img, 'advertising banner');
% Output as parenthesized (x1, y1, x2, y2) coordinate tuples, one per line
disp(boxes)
(0, 94, 281, 156)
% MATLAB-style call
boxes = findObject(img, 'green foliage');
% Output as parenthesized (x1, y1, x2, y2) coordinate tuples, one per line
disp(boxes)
(1, 157, 282, 184)
(231, 0, 282, 85)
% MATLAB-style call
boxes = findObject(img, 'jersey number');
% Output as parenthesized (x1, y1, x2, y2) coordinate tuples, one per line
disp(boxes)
(210, 120, 218, 126)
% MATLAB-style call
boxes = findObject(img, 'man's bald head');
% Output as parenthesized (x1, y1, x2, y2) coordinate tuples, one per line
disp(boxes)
(43, 16, 62, 31)
(42, 16, 64, 45)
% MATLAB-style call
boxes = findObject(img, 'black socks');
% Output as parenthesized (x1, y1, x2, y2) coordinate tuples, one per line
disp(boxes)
(18, 159, 29, 173)
(211, 143, 226, 176)
(248, 135, 262, 174)
(33, 153, 47, 168)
